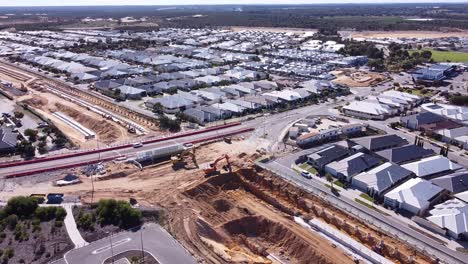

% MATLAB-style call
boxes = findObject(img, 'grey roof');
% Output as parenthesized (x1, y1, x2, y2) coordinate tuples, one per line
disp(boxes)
(401, 112, 447, 126)
(329, 152, 382, 177)
(431, 169, 468, 193)
(353, 162, 413, 193)
(94, 80, 122, 90)
(307, 145, 352, 168)
(0, 127, 17, 151)
(351, 135, 408, 152)
(376, 145, 435, 164)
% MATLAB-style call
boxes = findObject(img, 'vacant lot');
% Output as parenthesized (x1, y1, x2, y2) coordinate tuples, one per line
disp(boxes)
(410, 49, 468, 62)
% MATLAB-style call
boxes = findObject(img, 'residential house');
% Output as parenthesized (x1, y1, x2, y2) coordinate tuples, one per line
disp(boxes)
(400, 112, 447, 130)
(351, 134, 408, 152)
(342, 101, 395, 120)
(401, 155, 463, 178)
(376, 145, 435, 165)
(352, 162, 413, 197)
(427, 199, 468, 239)
(431, 170, 468, 194)
(384, 178, 445, 215)
(324, 152, 382, 182)
(306, 144, 352, 170)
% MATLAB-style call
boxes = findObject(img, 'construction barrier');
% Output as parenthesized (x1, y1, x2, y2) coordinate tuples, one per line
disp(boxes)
(0, 122, 242, 169)
(5, 156, 120, 179)
(3, 125, 253, 178)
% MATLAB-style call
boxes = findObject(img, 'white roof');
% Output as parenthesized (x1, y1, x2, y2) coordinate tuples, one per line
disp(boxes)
(436, 126, 468, 139)
(385, 178, 444, 210)
(401, 155, 463, 177)
(421, 103, 468, 121)
(428, 199, 468, 235)
(456, 191, 468, 203)
(263, 90, 302, 101)
(343, 100, 392, 116)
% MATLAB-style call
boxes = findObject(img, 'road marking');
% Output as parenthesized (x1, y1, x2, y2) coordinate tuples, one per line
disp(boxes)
(92, 238, 132, 254)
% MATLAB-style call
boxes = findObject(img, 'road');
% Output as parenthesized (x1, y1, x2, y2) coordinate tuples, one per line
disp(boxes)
(258, 160, 467, 264)
(0, 124, 252, 178)
(64, 223, 196, 264)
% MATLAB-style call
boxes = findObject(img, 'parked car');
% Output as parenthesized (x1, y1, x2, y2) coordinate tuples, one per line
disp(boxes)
(301, 170, 312, 179)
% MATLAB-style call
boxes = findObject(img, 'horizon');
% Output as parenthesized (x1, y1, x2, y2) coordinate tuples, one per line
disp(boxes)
(1, 0, 468, 8)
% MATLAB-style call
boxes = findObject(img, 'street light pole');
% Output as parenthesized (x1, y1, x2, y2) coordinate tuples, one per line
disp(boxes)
(140, 227, 145, 263)
(109, 232, 114, 264)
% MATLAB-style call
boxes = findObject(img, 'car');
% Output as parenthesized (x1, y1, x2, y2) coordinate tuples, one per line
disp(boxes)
(301, 170, 312, 179)
(132, 142, 143, 148)
(115, 156, 127, 161)
(2, 113, 11, 118)
(183, 143, 194, 148)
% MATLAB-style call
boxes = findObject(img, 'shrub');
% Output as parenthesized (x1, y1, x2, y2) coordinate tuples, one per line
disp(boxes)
(4, 196, 38, 218)
(4, 215, 18, 230)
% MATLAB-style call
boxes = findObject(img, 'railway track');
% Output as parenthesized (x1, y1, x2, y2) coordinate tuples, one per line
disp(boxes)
(0, 60, 159, 131)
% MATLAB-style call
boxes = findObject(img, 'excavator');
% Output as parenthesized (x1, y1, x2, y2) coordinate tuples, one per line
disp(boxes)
(171, 146, 198, 168)
(203, 154, 231, 177)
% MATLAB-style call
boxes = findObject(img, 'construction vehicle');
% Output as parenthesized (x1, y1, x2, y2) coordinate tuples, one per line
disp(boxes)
(224, 136, 232, 144)
(171, 146, 198, 168)
(203, 154, 231, 177)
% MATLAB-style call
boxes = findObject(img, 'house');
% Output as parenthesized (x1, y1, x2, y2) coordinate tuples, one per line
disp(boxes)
(145, 95, 195, 113)
(183, 107, 219, 124)
(297, 128, 342, 146)
(306, 144, 352, 170)
(0, 127, 17, 154)
(351, 134, 408, 152)
(376, 145, 435, 164)
(384, 178, 445, 215)
(324, 152, 382, 182)
(352, 162, 413, 197)
(70, 72, 99, 83)
(117, 85, 147, 100)
(401, 155, 463, 178)
(93, 80, 122, 92)
(400, 112, 447, 130)
(263, 90, 302, 102)
(434, 126, 468, 150)
(431, 170, 468, 194)
(427, 199, 468, 239)
(342, 101, 394, 120)
(300, 79, 334, 94)
(421, 103, 468, 122)
(211, 102, 245, 115)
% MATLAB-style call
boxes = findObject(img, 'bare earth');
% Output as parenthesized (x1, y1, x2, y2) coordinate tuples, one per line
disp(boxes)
(350, 30, 468, 39)
(231, 26, 316, 33)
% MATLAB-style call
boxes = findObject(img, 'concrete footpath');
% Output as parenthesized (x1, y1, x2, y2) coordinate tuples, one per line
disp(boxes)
(62, 204, 89, 249)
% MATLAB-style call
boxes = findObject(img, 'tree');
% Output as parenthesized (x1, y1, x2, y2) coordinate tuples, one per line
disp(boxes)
(325, 173, 334, 191)
(13, 112, 24, 119)
(4, 196, 38, 218)
(24, 129, 38, 142)
(152, 103, 164, 115)
(16, 141, 35, 158)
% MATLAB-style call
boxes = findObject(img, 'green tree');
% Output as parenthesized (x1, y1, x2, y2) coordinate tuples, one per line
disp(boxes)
(4, 196, 38, 218)
(24, 129, 38, 142)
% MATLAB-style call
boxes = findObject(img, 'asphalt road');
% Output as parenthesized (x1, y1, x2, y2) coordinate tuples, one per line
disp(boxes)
(64, 223, 196, 264)
(0, 124, 251, 178)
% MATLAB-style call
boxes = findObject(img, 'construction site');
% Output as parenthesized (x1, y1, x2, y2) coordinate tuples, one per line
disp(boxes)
(0, 135, 437, 264)
(0, 61, 160, 149)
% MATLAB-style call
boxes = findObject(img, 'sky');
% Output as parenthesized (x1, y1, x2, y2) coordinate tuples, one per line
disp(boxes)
(0, 0, 466, 7)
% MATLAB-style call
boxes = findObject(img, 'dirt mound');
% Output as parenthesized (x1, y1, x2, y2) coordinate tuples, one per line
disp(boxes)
(213, 199, 233, 212)
(184, 173, 242, 198)
(53, 102, 121, 143)
(21, 95, 48, 108)
(224, 216, 335, 264)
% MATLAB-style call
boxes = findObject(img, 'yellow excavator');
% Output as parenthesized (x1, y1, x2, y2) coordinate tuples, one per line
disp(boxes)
(171, 146, 198, 168)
